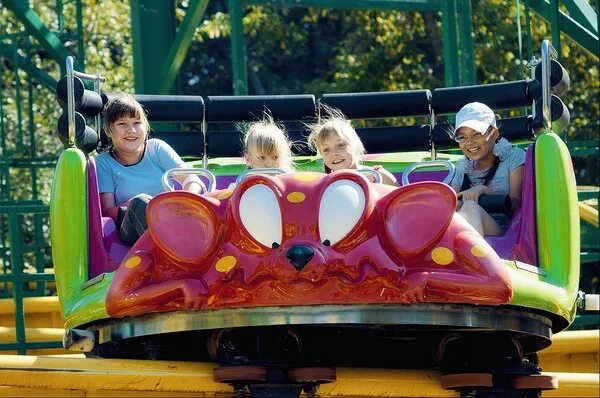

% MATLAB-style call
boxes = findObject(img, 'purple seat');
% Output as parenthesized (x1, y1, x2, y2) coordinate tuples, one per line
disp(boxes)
(395, 147, 538, 265)
(485, 146, 538, 265)
(87, 157, 130, 278)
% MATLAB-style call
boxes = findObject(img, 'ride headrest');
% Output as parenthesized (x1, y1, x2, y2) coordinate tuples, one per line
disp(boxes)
(321, 90, 432, 118)
(207, 129, 311, 158)
(57, 111, 99, 154)
(432, 80, 533, 115)
(357, 125, 431, 153)
(101, 94, 206, 122)
(206, 95, 316, 122)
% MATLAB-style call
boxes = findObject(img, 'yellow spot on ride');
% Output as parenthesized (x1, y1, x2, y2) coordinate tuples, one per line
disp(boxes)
(287, 191, 306, 203)
(431, 247, 454, 266)
(125, 256, 141, 268)
(215, 256, 237, 273)
(217, 190, 233, 200)
(293, 172, 320, 182)
(471, 245, 487, 257)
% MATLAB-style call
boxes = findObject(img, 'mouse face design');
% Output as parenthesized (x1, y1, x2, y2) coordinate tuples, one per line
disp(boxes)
(106, 171, 512, 318)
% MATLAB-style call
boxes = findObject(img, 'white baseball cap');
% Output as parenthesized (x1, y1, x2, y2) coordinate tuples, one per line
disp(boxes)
(454, 102, 497, 134)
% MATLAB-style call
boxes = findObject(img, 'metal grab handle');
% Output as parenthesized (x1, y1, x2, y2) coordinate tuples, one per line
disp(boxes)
(162, 168, 216, 193)
(357, 168, 383, 184)
(235, 168, 287, 183)
(540, 40, 558, 133)
(65, 56, 106, 147)
(401, 160, 456, 186)
(66, 56, 76, 147)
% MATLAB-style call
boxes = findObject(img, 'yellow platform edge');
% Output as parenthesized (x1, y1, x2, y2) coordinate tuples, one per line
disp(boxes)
(0, 355, 598, 397)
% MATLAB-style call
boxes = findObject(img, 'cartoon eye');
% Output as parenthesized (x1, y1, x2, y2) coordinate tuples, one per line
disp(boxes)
(318, 179, 366, 245)
(239, 184, 282, 248)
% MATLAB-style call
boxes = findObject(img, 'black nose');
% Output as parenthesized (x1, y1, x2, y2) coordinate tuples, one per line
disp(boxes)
(286, 245, 314, 272)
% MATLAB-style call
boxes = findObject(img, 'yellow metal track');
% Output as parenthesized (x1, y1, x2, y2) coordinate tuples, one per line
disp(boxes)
(0, 354, 598, 397)
(0, 297, 62, 328)
(539, 329, 599, 373)
(1, 296, 597, 396)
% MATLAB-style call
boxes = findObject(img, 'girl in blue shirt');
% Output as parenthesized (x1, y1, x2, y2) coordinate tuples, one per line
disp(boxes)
(96, 94, 202, 245)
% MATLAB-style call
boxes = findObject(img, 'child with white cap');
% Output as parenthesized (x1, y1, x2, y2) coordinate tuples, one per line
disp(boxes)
(449, 102, 526, 237)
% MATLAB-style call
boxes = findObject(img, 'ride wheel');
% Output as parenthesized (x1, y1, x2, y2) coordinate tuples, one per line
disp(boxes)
(441, 373, 494, 389)
(214, 365, 333, 398)
(287, 366, 336, 383)
(213, 365, 267, 383)
(438, 333, 557, 398)
(511, 374, 558, 390)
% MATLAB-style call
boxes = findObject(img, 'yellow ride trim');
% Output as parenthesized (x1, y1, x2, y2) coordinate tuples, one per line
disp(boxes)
(579, 202, 599, 228)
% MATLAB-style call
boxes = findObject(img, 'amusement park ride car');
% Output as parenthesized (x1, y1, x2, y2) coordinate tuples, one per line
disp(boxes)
(50, 41, 593, 397)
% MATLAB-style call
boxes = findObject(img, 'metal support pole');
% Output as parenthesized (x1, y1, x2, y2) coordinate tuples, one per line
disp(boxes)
(229, 0, 249, 95)
(75, 0, 85, 71)
(130, 0, 178, 94)
(549, 0, 562, 60)
(456, 0, 476, 85)
(130, 0, 179, 131)
(440, 0, 460, 87)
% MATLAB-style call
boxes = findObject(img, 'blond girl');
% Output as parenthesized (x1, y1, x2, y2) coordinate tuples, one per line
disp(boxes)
(243, 115, 295, 172)
(307, 107, 397, 186)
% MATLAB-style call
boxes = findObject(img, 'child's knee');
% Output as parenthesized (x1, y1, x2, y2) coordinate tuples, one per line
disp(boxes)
(129, 194, 151, 212)
(458, 199, 481, 215)
(126, 194, 151, 231)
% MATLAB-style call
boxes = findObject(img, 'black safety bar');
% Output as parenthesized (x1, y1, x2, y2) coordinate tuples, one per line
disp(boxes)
(206, 95, 316, 122)
(321, 90, 431, 119)
(431, 80, 533, 115)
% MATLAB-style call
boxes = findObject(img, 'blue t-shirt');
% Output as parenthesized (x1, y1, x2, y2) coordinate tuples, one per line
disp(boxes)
(96, 139, 185, 205)
(450, 146, 526, 195)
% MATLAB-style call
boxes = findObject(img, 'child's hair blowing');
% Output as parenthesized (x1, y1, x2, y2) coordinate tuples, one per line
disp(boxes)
(307, 105, 365, 172)
(243, 114, 295, 171)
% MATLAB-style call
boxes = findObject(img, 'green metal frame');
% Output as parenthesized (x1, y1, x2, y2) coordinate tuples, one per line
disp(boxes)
(158, 0, 210, 94)
(226, 0, 475, 93)
(128, 0, 477, 95)
(128, 0, 599, 94)
(2, 0, 69, 71)
(130, 0, 187, 131)
(529, 0, 599, 57)
(130, 0, 177, 94)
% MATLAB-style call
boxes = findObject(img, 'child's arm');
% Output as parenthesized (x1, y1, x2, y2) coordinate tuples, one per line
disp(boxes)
(173, 174, 205, 194)
(372, 165, 398, 186)
(100, 192, 126, 224)
(457, 184, 494, 202)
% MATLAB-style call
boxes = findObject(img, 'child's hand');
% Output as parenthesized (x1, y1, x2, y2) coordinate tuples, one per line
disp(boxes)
(457, 185, 491, 202)
(373, 165, 398, 186)
(365, 166, 380, 182)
